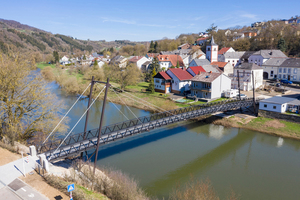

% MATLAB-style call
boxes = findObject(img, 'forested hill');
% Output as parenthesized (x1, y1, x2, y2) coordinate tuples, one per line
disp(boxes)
(0, 18, 147, 56)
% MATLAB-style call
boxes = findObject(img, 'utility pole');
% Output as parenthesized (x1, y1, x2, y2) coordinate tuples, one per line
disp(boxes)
(252, 71, 257, 116)
(81, 76, 95, 159)
(94, 78, 110, 174)
(237, 70, 242, 113)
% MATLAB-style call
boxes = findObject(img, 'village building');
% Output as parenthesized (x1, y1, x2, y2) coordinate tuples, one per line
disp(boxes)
(189, 72, 231, 100)
(128, 56, 151, 69)
(232, 63, 263, 91)
(110, 55, 128, 68)
(259, 96, 300, 114)
(218, 51, 245, 67)
(189, 58, 211, 67)
(153, 71, 172, 93)
(178, 43, 191, 49)
(196, 37, 207, 46)
(211, 61, 233, 76)
(206, 36, 218, 63)
(277, 58, 300, 81)
(157, 55, 184, 69)
(248, 50, 287, 66)
(261, 58, 287, 79)
(187, 66, 206, 76)
(145, 53, 159, 61)
(165, 68, 193, 94)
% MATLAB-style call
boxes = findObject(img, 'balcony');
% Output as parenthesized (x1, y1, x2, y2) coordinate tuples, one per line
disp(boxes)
(162, 82, 171, 86)
(191, 86, 211, 92)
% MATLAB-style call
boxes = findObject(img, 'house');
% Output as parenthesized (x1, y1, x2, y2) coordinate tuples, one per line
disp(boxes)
(189, 59, 211, 67)
(97, 60, 105, 68)
(196, 37, 207, 46)
(178, 43, 191, 50)
(232, 32, 244, 41)
(60, 55, 70, 65)
(206, 36, 218, 63)
(157, 55, 184, 69)
(141, 61, 152, 72)
(232, 63, 263, 91)
(243, 31, 257, 38)
(189, 72, 231, 100)
(181, 55, 190, 68)
(239, 51, 255, 64)
(145, 53, 159, 61)
(110, 55, 128, 68)
(277, 58, 300, 81)
(248, 50, 287, 66)
(153, 71, 172, 93)
(128, 56, 150, 69)
(166, 68, 193, 94)
(261, 58, 287, 79)
(202, 65, 223, 73)
(218, 51, 245, 67)
(199, 32, 209, 37)
(259, 96, 300, 113)
(187, 66, 206, 76)
(218, 47, 235, 56)
(211, 62, 233, 76)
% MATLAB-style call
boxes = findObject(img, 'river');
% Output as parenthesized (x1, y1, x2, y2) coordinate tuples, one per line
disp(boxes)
(49, 81, 300, 200)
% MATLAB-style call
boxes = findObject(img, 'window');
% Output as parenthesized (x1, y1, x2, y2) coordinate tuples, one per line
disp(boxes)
(232, 60, 235, 62)
(279, 68, 282, 73)
(283, 75, 286, 79)
(207, 47, 210, 51)
(271, 71, 274, 75)
(294, 68, 297, 74)
(278, 74, 281, 78)
(283, 68, 286, 73)
(214, 48, 216, 51)
(294, 75, 297, 80)
(264, 104, 267, 108)
(288, 68, 291, 73)
(273, 106, 276, 109)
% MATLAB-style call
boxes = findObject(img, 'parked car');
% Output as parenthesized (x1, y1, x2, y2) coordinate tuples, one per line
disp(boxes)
(271, 78, 279, 82)
(235, 94, 247, 99)
(276, 83, 281, 87)
(280, 79, 293, 84)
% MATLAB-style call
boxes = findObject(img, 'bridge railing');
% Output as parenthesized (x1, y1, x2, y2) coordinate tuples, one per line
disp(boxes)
(37, 98, 257, 154)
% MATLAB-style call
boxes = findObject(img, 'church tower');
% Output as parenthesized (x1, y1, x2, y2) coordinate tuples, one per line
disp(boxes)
(206, 36, 218, 63)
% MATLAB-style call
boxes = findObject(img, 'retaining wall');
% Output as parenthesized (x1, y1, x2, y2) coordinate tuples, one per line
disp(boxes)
(258, 110, 300, 123)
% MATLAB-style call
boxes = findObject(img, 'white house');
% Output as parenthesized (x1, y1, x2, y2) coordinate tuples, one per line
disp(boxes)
(166, 68, 193, 94)
(196, 38, 207, 46)
(261, 58, 287, 79)
(60, 55, 70, 65)
(153, 71, 172, 93)
(189, 59, 211, 67)
(206, 36, 218, 63)
(218, 47, 235, 56)
(218, 51, 245, 67)
(211, 62, 233, 76)
(146, 53, 159, 61)
(232, 63, 263, 91)
(157, 55, 184, 69)
(277, 58, 300, 82)
(248, 50, 287, 67)
(259, 96, 300, 113)
(189, 72, 231, 100)
(128, 56, 151, 69)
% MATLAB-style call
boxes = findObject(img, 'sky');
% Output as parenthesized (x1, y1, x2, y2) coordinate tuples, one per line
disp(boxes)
(1, 0, 300, 42)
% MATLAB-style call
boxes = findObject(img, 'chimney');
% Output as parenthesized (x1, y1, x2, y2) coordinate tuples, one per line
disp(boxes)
(198, 71, 201, 75)
(210, 71, 212, 73)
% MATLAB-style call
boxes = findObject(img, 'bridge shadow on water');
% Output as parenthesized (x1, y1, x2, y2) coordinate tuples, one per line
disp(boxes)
(86, 121, 207, 161)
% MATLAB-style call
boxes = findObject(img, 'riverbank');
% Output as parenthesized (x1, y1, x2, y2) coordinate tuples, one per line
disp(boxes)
(194, 115, 300, 140)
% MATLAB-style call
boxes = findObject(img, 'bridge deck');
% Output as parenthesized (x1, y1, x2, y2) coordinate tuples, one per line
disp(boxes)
(37, 99, 258, 161)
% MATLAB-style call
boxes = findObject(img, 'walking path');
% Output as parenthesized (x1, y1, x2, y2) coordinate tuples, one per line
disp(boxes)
(0, 154, 48, 200)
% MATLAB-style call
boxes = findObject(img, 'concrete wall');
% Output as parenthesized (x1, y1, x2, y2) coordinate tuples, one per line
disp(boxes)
(258, 110, 300, 123)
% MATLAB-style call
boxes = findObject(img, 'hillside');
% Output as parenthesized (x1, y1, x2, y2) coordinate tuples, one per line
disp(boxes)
(0, 18, 147, 56)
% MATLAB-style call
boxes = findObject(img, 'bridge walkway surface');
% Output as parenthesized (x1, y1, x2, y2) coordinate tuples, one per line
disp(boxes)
(37, 98, 258, 162)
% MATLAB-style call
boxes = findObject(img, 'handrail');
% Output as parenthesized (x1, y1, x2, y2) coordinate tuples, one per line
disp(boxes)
(37, 98, 259, 154)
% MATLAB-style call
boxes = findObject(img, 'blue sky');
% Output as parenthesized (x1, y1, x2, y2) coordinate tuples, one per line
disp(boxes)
(1, 0, 299, 41)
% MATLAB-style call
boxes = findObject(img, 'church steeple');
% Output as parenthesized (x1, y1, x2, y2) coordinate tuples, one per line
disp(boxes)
(206, 36, 218, 63)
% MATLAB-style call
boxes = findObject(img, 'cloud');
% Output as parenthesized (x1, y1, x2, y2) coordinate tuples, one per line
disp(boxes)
(240, 13, 257, 19)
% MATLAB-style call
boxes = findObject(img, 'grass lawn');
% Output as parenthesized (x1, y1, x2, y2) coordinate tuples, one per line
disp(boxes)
(36, 62, 56, 70)
(126, 82, 150, 92)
